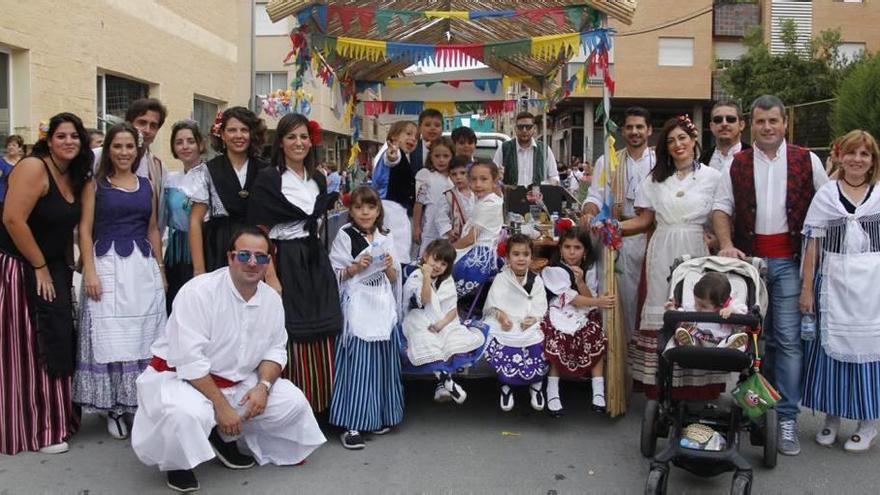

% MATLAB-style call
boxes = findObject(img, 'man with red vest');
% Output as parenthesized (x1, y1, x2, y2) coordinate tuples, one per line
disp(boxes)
(713, 95, 828, 456)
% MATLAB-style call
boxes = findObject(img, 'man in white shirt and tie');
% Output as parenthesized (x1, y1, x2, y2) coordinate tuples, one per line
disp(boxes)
(132, 227, 325, 493)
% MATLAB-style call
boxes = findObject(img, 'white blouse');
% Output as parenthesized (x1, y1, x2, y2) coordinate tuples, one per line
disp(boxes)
(269, 168, 320, 240)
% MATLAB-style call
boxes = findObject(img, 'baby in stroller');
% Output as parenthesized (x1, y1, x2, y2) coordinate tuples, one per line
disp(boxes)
(664, 272, 749, 352)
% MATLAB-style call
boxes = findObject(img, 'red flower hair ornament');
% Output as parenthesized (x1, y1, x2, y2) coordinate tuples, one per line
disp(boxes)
(307, 120, 322, 145)
(555, 217, 575, 234)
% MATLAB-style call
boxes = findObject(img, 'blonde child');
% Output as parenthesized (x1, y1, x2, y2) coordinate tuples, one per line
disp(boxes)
(403, 239, 485, 404)
(541, 227, 615, 416)
(413, 137, 454, 254)
(329, 187, 403, 450)
(483, 234, 549, 412)
(452, 161, 503, 298)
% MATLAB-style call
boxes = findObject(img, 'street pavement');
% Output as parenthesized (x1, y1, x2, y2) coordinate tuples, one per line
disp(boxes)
(0, 379, 877, 494)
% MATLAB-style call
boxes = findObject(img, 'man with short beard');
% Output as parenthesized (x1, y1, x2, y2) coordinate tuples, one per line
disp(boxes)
(699, 100, 750, 173)
(582, 106, 655, 341)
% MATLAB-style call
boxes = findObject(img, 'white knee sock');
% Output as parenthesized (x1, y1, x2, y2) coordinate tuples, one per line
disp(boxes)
(546, 376, 561, 410)
(592, 377, 606, 407)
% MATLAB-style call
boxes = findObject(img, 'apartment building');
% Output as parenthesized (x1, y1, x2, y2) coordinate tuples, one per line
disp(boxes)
(552, 0, 879, 164)
(0, 0, 253, 162)
(254, 1, 355, 169)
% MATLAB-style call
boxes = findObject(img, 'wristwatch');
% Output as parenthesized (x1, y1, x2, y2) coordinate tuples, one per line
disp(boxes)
(259, 379, 273, 393)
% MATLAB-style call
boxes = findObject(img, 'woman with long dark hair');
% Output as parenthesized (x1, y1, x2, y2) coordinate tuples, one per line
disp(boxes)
(248, 113, 342, 414)
(74, 123, 166, 440)
(620, 115, 727, 400)
(0, 112, 93, 454)
(164, 120, 204, 311)
(186, 106, 268, 274)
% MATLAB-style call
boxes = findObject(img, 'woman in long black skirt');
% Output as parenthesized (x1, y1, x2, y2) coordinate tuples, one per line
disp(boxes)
(249, 113, 342, 413)
(187, 106, 268, 275)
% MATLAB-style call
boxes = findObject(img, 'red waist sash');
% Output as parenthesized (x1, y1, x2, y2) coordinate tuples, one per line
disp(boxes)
(149, 356, 240, 389)
(754, 233, 794, 258)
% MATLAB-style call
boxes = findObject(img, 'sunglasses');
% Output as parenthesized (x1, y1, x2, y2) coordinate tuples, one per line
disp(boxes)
(516, 124, 534, 131)
(231, 250, 271, 265)
(711, 115, 738, 124)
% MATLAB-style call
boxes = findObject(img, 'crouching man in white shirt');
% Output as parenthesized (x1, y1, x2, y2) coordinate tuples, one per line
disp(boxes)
(132, 227, 326, 493)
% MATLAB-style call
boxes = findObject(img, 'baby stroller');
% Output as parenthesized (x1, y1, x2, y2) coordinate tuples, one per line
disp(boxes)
(641, 256, 775, 495)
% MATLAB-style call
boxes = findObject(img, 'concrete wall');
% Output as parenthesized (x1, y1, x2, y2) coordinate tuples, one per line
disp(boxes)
(0, 0, 251, 160)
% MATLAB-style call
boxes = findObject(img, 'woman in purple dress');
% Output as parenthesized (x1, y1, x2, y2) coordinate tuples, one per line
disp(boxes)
(74, 123, 166, 440)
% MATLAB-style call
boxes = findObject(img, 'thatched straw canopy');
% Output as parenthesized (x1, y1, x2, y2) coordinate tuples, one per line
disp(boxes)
(266, 1, 637, 86)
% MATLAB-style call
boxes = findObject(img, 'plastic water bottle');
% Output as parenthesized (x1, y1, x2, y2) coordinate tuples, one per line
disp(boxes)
(550, 211, 559, 236)
(801, 314, 816, 341)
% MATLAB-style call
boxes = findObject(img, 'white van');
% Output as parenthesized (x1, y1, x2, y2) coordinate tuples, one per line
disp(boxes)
(442, 131, 510, 162)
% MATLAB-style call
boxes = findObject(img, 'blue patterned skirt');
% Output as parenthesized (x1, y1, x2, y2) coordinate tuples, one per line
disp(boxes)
(329, 331, 404, 432)
(484, 337, 549, 386)
(453, 245, 499, 298)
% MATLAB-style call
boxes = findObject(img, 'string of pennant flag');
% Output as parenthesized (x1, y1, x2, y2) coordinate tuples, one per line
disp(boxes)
(309, 28, 614, 69)
(361, 99, 547, 117)
(295, 4, 604, 35)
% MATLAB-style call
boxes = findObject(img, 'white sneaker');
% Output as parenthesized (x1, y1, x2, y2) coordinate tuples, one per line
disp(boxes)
(107, 412, 129, 439)
(719, 332, 749, 351)
(844, 422, 878, 453)
(815, 415, 840, 447)
(433, 383, 452, 403)
(443, 378, 468, 405)
(38, 442, 69, 454)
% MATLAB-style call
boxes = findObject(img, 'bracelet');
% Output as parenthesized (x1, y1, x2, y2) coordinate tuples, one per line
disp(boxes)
(32, 262, 47, 270)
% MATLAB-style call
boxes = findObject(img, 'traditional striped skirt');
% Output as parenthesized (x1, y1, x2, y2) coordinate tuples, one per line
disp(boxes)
(0, 252, 79, 454)
(803, 337, 880, 420)
(329, 332, 404, 432)
(285, 337, 336, 414)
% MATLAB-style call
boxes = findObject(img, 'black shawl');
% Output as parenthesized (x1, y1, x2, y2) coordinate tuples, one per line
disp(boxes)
(206, 154, 269, 221)
(248, 166, 339, 236)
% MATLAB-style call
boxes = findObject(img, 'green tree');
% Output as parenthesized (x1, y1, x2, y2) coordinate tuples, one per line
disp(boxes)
(718, 20, 850, 108)
(832, 53, 880, 140)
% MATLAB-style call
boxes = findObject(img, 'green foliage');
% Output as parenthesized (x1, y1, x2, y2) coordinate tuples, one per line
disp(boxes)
(832, 53, 880, 140)
(718, 23, 854, 108)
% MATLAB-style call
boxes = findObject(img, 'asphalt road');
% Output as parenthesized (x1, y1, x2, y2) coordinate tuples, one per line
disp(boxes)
(0, 379, 877, 494)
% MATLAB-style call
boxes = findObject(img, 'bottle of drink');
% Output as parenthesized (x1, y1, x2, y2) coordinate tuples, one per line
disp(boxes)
(550, 211, 559, 236)
(800, 314, 816, 341)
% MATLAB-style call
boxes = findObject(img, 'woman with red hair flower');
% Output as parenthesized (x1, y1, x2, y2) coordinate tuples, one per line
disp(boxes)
(248, 113, 342, 414)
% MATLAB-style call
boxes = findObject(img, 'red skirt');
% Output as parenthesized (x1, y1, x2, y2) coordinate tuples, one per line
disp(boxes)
(0, 252, 79, 454)
(541, 309, 607, 376)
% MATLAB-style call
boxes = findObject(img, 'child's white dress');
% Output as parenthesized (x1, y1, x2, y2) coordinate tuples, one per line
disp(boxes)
(402, 270, 485, 367)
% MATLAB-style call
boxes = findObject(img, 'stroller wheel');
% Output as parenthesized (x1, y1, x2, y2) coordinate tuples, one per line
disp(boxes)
(730, 471, 752, 495)
(645, 465, 669, 495)
(640, 400, 660, 458)
(762, 409, 778, 469)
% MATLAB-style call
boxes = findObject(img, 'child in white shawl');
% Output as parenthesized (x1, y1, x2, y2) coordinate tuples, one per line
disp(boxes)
(453, 161, 503, 298)
(483, 234, 549, 412)
(403, 239, 485, 404)
(328, 187, 403, 450)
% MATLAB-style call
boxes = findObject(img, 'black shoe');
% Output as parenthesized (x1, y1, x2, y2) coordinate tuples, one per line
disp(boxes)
(208, 428, 255, 469)
(340, 430, 366, 450)
(166, 470, 199, 493)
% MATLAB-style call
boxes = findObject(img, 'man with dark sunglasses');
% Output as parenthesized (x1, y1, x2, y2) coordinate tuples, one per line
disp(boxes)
(494, 111, 560, 186)
(699, 100, 750, 173)
(131, 227, 325, 492)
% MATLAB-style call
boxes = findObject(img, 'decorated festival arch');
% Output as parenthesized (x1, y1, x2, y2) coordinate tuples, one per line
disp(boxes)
(266, 0, 638, 417)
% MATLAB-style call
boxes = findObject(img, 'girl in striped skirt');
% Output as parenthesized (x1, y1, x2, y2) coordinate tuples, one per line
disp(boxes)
(329, 187, 404, 450)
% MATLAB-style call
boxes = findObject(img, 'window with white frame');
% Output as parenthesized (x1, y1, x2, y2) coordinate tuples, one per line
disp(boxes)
(839, 42, 866, 63)
(658, 37, 695, 67)
(193, 97, 221, 157)
(256, 2, 291, 36)
(0, 51, 10, 145)
(255, 71, 288, 96)
(96, 73, 148, 131)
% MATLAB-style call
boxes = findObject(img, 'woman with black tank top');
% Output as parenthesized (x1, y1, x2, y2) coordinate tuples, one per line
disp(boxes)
(0, 112, 93, 455)
(185, 106, 268, 275)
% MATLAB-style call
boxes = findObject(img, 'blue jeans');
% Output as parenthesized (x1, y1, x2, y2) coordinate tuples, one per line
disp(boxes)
(761, 257, 803, 421)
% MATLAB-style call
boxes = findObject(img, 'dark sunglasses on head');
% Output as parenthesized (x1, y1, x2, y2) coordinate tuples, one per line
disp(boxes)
(231, 250, 271, 265)
(712, 115, 738, 124)
(516, 124, 535, 131)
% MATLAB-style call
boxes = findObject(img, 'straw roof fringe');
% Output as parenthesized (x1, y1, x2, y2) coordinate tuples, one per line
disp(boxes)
(266, 1, 637, 88)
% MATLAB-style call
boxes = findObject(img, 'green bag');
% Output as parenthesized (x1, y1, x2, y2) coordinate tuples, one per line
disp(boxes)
(733, 372, 781, 420)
